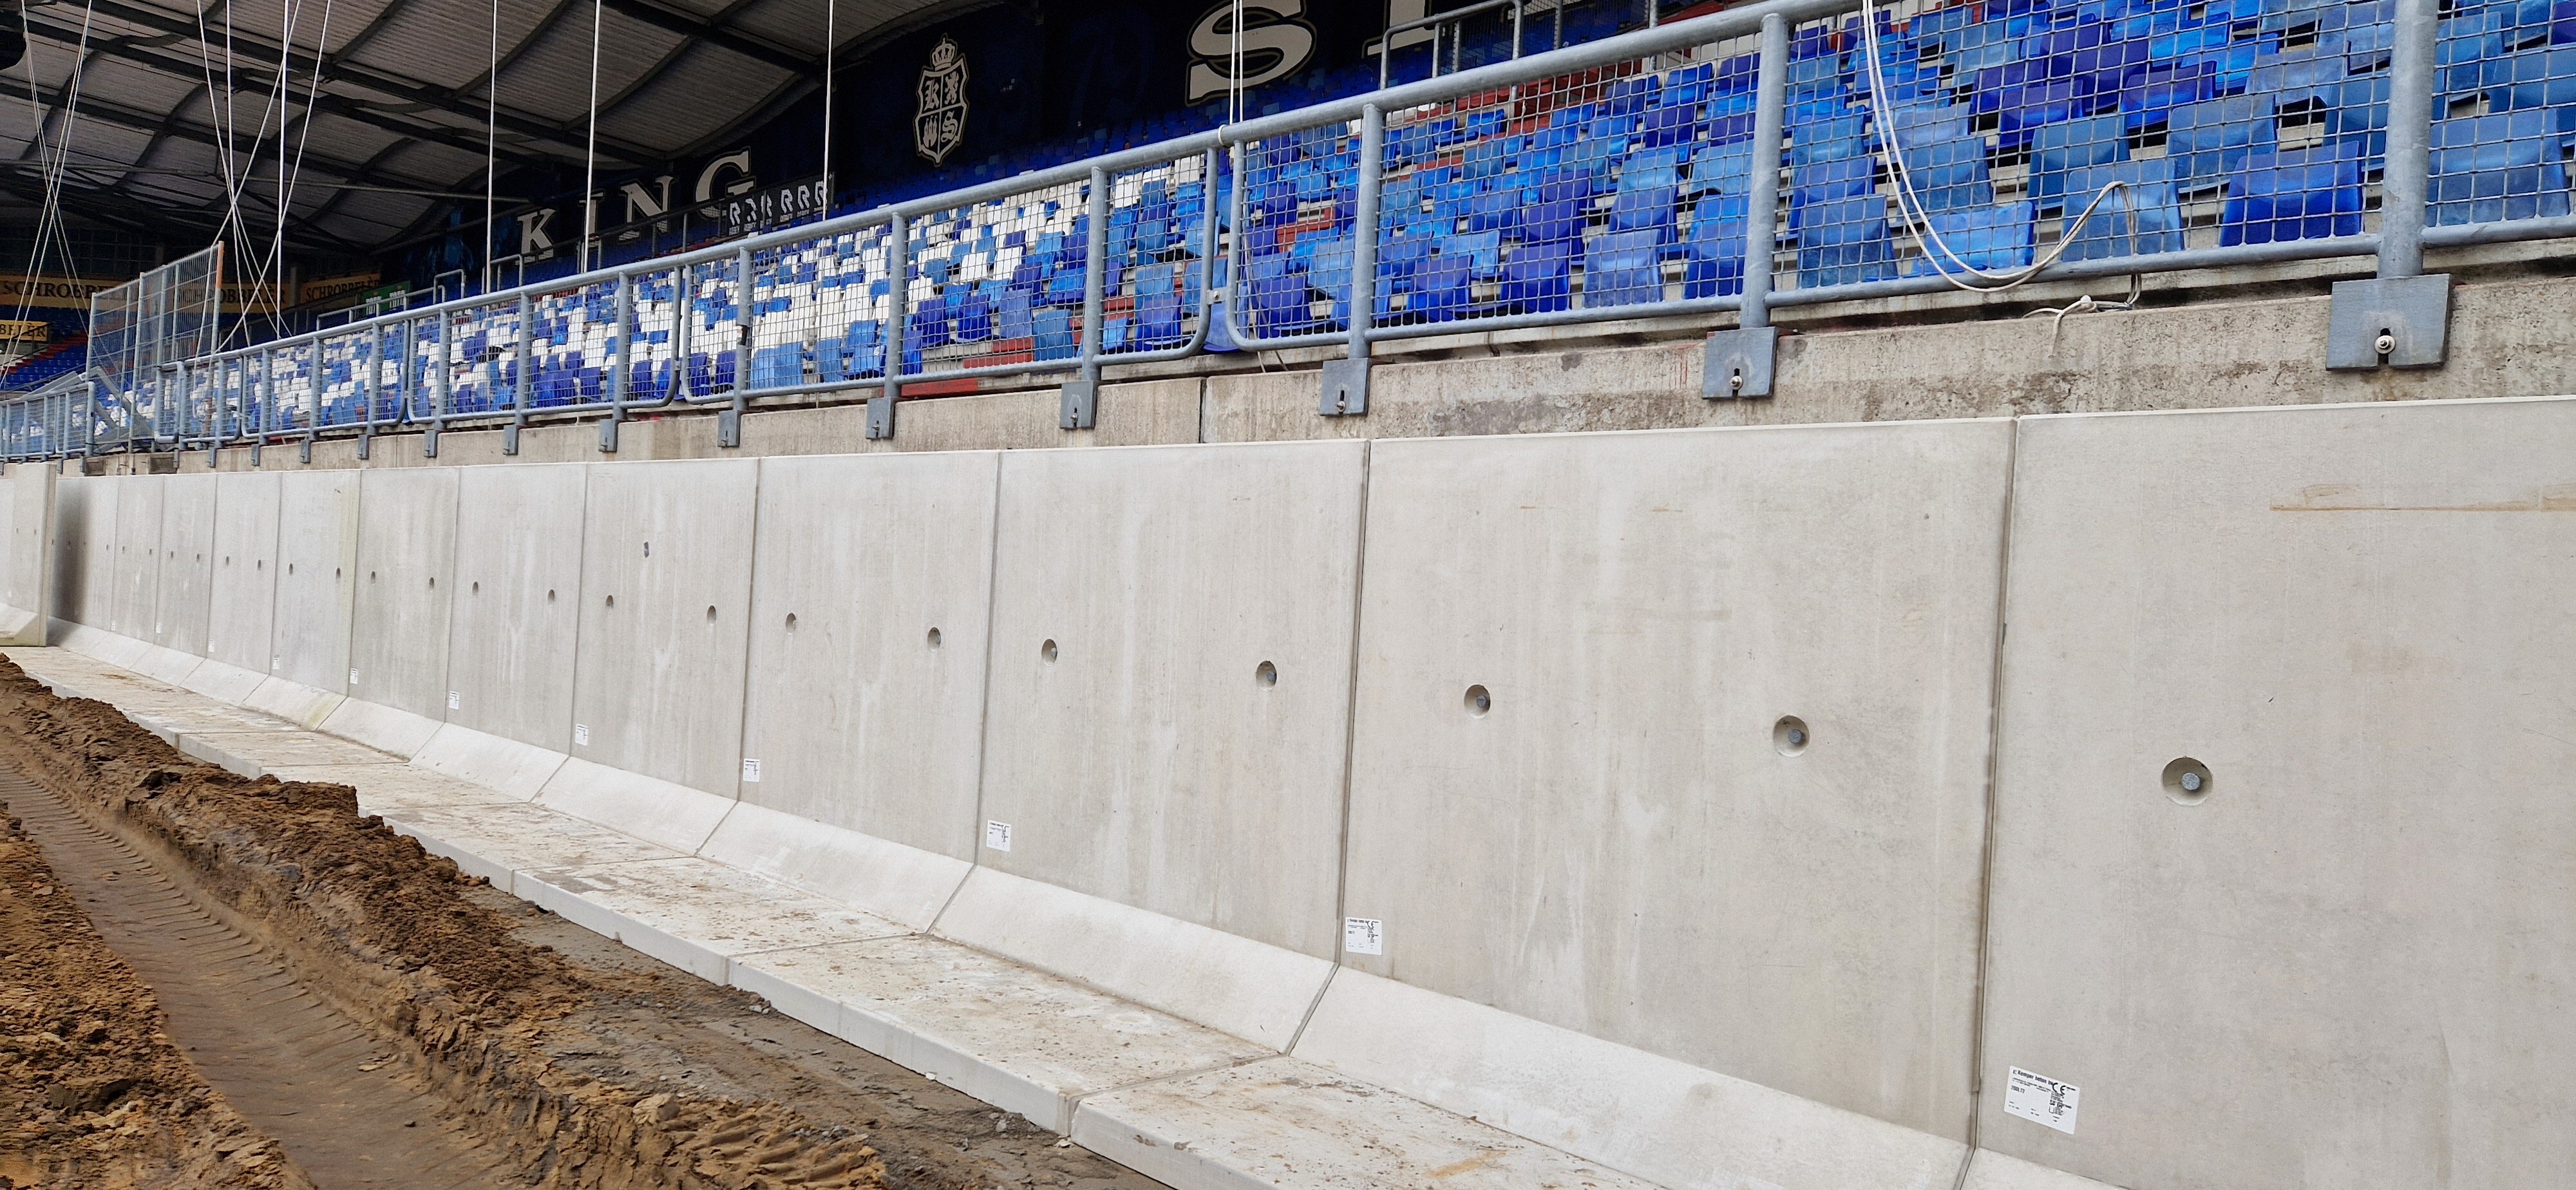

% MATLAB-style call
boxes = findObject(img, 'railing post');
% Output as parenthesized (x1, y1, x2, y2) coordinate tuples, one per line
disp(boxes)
(2328, 0, 2448, 369)
(1321, 102, 1383, 416)
(1063, 167, 1112, 430)
(428, 313, 449, 458)
(1707, 11, 1786, 399)
(602, 272, 634, 453)
(505, 292, 532, 455)
(358, 333, 378, 461)
(721, 247, 755, 447)
(252, 349, 268, 468)
(867, 213, 907, 440)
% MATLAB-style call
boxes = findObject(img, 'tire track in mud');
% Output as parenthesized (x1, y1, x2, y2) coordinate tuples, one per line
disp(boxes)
(3, 767, 523, 1189)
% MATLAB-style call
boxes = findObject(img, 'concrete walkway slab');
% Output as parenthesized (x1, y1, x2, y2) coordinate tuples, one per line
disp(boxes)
(381, 802, 685, 892)
(735, 934, 1273, 1135)
(1074, 1057, 1658, 1190)
(240, 677, 345, 728)
(536, 757, 735, 854)
(176, 730, 402, 778)
(699, 800, 970, 931)
(409, 724, 566, 798)
(516, 856, 908, 985)
(270, 764, 530, 813)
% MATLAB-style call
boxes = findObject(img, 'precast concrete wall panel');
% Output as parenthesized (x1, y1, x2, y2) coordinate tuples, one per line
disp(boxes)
(108, 476, 162, 639)
(3, 464, 52, 639)
(348, 468, 459, 720)
(1984, 397, 2576, 1189)
(570, 458, 757, 798)
(153, 473, 218, 654)
(269, 471, 359, 692)
(53, 474, 104, 627)
(205, 473, 281, 675)
(737, 452, 998, 859)
(1335, 421, 2013, 1138)
(446, 464, 585, 753)
(978, 440, 1367, 959)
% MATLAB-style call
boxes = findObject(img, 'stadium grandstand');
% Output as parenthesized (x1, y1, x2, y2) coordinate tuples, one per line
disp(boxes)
(0, 1, 2569, 1189)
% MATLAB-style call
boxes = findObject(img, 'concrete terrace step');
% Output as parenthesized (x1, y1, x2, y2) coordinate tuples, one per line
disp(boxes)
(3, 642, 1669, 1190)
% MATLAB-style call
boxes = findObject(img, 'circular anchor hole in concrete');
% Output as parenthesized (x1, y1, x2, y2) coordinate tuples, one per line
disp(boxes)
(471, 581, 480, 594)
(1774, 716, 1810, 756)
(1041, 639, 1058, 663)
(369, 571, 377, 582)
(926, 627, 942, 648)
(603, 595, 614, 609)
(1464, 685, 1491, 716)
(705, 605, 717, 623)
(784, 612, 799, 632)
(1256, 661, 1278, 687)
(2163, 757, 2213, 806)
(545, 589, 556, 603)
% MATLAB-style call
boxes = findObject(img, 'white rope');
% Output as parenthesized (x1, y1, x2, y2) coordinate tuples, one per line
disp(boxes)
(1855, 0, 2139, 293)
(820, 0, 834, 206)
(15, 0, 100, 332)
(482, 0, 498, 291)
(1229, 0, 1245, 124)
(580, 0, 601, 270)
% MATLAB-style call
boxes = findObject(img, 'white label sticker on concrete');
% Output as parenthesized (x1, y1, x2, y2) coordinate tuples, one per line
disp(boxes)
(270, 656, 280, 671)
(983, 820, 1012, 852)
(741, 757, 762, 782)
(573, 724, 590, 747)
(1344, 917, 1385, 956)
(2004, 1066, 2081, 1135)
(348, 668, 360, 685)
(447, 690, 460, 710)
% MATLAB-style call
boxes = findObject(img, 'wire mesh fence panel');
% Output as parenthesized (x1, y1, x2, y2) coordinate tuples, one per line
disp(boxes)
(2430, 1, 2575, 227)
(905, 180, 1086, 378)
(743, 220, 898, 393)
(681, 257, 747, 399)
(89, 245, 223, 406)
(1102, 155, 1214, 358)
(522, 280, 620, 410)
(441, 299, 523, 417)
(621, 266, 683, 405)
(313, 335, 361, 429)
(1235, 121, 1363, 342)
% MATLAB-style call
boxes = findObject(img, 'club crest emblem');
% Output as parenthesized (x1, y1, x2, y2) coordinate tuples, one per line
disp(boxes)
(914, 37, 969, 165)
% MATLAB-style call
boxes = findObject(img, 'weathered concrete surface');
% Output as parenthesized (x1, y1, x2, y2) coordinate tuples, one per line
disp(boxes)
(0, 463, 54, 643)
(151, 473, 216, 654)
(204, 472, 280, 675)
(268, 470, 358, 694)
(50, 474, 102, 628)
(1340, 422, 2007, 1142)
(442, 463, 585, 755)
(568, 458, 757, 797)
(736, 451, 996, 858)
(978, 440, 1365, 962)
(108, 475, 162, 641)
(348, 468, 458, 721)
(1983, 396, 2576, 1190)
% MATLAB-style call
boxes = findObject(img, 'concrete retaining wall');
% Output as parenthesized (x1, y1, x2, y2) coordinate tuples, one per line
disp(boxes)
(0, 463, 52, 643)
(26, 395, 2575, 1190)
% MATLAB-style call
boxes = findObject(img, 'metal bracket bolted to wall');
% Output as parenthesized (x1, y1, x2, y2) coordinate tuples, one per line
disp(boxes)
(2324, 274, 2451, 370)
(1318, 357, 1370, 416)
(1059, 379, 1098, 430)
(865, 393, 896, 439)
(1702, 326, 1779, 399)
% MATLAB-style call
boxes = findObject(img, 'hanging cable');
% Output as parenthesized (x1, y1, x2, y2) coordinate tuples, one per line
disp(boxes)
(580, 0, 602, 271)
(483, 0, 498, 291)
(820, 0, 834, 212)
(1229, 0, 1244, 125)
(1855, 0, 2140, 293)
(16, 0, 100, 333)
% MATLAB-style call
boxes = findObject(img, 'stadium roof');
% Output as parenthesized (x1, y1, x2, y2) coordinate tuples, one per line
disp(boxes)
(0, 0, 958, 256)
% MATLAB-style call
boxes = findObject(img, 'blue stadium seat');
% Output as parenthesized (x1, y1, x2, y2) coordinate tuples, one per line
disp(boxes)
(1410, 253, 1474, 321)
(1684, 194, 1750, 298)
(2429, 109, 2575, 223)
(2059, 158, 2189, 260)
(2031, 115, 2130, 213)
(1584, 228, 1667, 307)
(2222, 142, 2367, 243)
(2168, 94, 2280, 188)
(1793, 194, 1895, 287)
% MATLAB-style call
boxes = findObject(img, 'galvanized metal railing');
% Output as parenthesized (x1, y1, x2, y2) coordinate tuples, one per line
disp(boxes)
(6, 0, 2568, 462)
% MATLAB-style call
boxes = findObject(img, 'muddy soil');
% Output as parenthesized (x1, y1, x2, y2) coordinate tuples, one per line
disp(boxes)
(0, 793, 312, 1190)
(0, 657, 1165, 1190)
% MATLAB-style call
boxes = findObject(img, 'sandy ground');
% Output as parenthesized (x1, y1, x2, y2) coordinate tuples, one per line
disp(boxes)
(0, 657, 1164, 1190)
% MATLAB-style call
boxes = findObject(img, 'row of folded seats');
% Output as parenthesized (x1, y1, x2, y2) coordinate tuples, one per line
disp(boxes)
(1233, 0, 2573, 326)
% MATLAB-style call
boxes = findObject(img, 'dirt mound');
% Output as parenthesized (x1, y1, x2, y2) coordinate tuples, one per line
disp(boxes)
(0, 657, 889, 1190)
(0, 798, 310, 1190)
